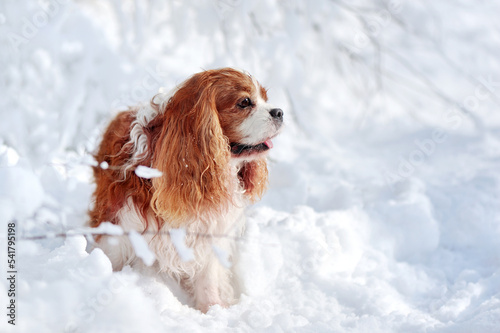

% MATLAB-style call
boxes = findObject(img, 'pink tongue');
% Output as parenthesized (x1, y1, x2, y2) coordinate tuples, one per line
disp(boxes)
(264, 139, 274, 149)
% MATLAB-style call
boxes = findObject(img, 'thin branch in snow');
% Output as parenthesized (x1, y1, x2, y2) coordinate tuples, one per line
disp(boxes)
(19, 228, 280, 248)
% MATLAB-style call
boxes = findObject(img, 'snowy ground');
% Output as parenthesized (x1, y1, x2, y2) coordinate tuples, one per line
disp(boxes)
(1, 0, 500, 332)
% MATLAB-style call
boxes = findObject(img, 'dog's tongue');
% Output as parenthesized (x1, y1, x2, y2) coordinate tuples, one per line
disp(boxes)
(264, 139, 274, 149)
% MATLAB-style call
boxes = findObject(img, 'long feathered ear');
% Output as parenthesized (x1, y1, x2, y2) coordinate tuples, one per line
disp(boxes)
(239, 159, 268, 202)
(150, 78, 231, 227)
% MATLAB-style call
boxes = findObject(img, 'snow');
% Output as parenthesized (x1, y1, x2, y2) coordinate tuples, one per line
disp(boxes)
(128, 230, 155, 267)
(99, 161, 109, 170)
(1, 0, 500, 332)
(91, 222, 124, 236)
(134, 165, 163, 179)
(169, 228, 195, 263)
(0, 167, 44, 223)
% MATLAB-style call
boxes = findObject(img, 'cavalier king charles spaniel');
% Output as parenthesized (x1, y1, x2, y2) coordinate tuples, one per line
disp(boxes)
(89, 68, 283, 312)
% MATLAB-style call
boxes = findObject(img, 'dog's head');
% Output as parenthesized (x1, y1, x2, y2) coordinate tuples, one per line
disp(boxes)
(166, 68, 283, 158)
(150, 68, 283, 224)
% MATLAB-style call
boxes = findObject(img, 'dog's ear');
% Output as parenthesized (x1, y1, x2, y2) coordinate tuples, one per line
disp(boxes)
(150, 73, 231, 226)
(238, 159, 268, 202)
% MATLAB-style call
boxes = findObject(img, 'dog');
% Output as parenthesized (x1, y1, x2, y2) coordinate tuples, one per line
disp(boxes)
(89, 68, 283, 312)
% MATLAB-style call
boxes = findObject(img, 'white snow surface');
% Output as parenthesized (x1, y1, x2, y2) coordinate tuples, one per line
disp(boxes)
(1, 1, 500, 332)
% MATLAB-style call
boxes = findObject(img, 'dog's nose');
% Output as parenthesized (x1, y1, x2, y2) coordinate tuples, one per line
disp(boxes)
(270, 108, 284, 121)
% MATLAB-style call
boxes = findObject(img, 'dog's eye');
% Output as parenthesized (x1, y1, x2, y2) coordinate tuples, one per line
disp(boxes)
(238, 98, 252, 108)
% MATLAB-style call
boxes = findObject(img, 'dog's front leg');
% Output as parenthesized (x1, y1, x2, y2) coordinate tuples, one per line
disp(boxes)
(192, 256, 233, 313)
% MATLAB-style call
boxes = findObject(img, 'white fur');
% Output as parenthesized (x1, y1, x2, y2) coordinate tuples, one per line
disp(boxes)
(126, 92, 172, 168)
(96, 177, 246, 311)
(238, 77, 280, 145)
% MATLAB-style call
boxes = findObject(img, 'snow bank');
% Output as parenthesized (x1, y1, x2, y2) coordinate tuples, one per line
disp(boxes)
(0, 167, 44, 223)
